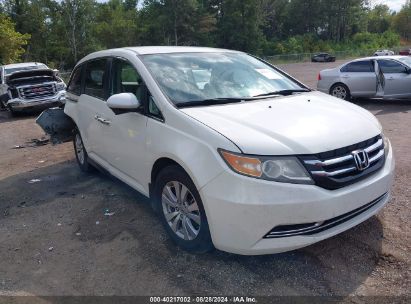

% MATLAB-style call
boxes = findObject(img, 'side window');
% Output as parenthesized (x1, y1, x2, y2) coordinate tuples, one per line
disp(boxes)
(341, 61, 374, 73)
(84, 59, 107, 99)
(111, 58, 163, 120)
(111, 58, 144, 102)
(378, 60, 407, 74)
(148, 96, 163, 119)
(67, 66, 82, 95)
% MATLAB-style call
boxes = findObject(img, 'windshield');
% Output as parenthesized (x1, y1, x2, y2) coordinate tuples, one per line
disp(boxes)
(398, 57, 411, 67)
(5, 64, 48, 75)
(142, 52, 304, 106)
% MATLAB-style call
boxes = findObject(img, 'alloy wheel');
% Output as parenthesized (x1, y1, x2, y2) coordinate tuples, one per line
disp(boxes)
(331, 85, 347, 100)
(161, 181, 201, 241)
(75, 133, 85, 165)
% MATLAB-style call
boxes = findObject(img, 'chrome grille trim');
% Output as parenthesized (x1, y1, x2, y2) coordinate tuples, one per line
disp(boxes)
(299, 135, 385, 189)
(303, 138, 384, 178)
(304, 154, 353, 166)
(17, 82, 57, 100)
(264, 193, 388, 238)
(311, 150, 384, 177)
(311, 166, 357, 177)
(365, 139, 383, 153)
(305, 138, 383, 168)
(369, 149, 384, 164)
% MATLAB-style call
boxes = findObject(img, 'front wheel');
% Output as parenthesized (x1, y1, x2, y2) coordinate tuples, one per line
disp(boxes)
(154, 165, 213, 253)
(330, 83, 351, 101)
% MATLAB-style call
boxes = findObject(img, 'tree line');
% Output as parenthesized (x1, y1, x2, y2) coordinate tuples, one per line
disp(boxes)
(0, 0, 410, 69)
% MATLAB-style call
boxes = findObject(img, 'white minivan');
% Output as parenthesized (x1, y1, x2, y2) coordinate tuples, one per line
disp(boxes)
(62, 47, 394, 255)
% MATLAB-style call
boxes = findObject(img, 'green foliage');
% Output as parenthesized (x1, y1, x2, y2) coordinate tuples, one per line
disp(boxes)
(392, 0, 411, 40)
(0, 0, 409, 68)
(0, 13, 30, 64)
(94, 0, 139, 49)
(367, 4, 392, 33)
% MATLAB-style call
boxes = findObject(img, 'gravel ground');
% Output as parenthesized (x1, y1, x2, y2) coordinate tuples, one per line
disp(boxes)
(0, 60, 409, 298)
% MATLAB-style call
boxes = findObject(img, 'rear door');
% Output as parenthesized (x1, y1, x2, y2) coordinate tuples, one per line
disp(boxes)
(340, 60, 377, 97)
(377, 59, 411, 99)
(77, 58, 111, 158)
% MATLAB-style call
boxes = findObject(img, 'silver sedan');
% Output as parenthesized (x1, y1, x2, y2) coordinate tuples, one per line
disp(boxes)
(317, 56, 411, 100)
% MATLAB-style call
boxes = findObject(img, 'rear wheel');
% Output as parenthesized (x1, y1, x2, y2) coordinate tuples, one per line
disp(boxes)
(330, 83, 351, 101)
(73, 128, 93, 172)
(154, 165, 213, 253)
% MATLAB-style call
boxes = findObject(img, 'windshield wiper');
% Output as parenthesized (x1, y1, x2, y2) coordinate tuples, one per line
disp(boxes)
(176, 98, 247, 108)
(253, 89, 310, 98)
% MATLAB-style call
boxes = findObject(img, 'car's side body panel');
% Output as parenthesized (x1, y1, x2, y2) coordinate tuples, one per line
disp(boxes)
(318, 56, 411, 100)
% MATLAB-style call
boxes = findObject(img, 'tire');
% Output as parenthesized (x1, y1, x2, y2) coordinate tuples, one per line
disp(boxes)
(0, 97, 7, 110)
(73, 128, 93, 172)
(8, 107, 19, 117)
(330, 83, 351, 101)
(153, 165, 213, 253)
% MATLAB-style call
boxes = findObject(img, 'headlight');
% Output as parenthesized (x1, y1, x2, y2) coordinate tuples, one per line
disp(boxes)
(219, 149, 314, 184)
(56, 82, 66, 91)
(382, 134, 390, 157)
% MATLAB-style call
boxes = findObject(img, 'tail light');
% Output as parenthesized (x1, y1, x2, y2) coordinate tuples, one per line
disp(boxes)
(317, 73, 322, 81)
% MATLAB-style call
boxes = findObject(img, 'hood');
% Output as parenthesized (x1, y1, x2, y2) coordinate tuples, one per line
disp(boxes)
(181, 91, 382, 155)
(6, 69, 56, 84)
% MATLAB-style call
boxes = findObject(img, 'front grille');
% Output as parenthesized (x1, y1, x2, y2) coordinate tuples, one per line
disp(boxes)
(18, 83, 57, 100)
(264, 193, 388, 239)
(299, 135, 385, 190)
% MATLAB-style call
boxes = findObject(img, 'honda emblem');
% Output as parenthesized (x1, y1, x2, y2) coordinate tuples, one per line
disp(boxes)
(352, 150, 370, 171)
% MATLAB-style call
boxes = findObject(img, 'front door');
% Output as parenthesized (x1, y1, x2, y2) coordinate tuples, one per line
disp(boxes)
(377, 59, 411, 99)
(340, 60, 377, 97)
(95, 57, 149, 194)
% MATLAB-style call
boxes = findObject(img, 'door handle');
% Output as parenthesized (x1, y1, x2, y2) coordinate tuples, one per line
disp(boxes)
(387, 77, 394, 80)
(94, 115, 111, 125)
(341, 75, 350, 78)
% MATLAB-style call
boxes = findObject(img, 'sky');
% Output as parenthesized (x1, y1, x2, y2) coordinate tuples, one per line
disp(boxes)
(377, 0, 407, 11)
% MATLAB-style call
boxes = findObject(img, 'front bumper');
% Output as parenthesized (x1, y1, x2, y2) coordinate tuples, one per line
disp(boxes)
(7, 90, 66, 111)
(200, 145, 395, 255)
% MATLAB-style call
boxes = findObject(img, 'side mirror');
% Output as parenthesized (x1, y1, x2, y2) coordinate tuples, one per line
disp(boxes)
(406, 68, 411, 74)
(107, 93, 140, 110)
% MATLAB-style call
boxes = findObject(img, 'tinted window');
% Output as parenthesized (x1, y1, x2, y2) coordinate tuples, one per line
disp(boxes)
(84, 59, 107, 99)
(378, 60, 407, 73)
(341, 61, 374, 72)
(111, 58, 144, 102)
(67, 66, 82, 95)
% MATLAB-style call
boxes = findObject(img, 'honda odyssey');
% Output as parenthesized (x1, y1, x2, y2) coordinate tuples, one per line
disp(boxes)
(62, 47, 394, 255)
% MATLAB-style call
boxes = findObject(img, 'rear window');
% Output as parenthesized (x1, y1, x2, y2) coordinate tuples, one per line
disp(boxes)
(341, 61, 374, 73)
(84, 59, 107, 99)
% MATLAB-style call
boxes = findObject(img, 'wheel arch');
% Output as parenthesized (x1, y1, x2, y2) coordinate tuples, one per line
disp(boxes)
(150, 157, 197, 199)
(330, 82, 350, 94)
(330, 81, 346, 91)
